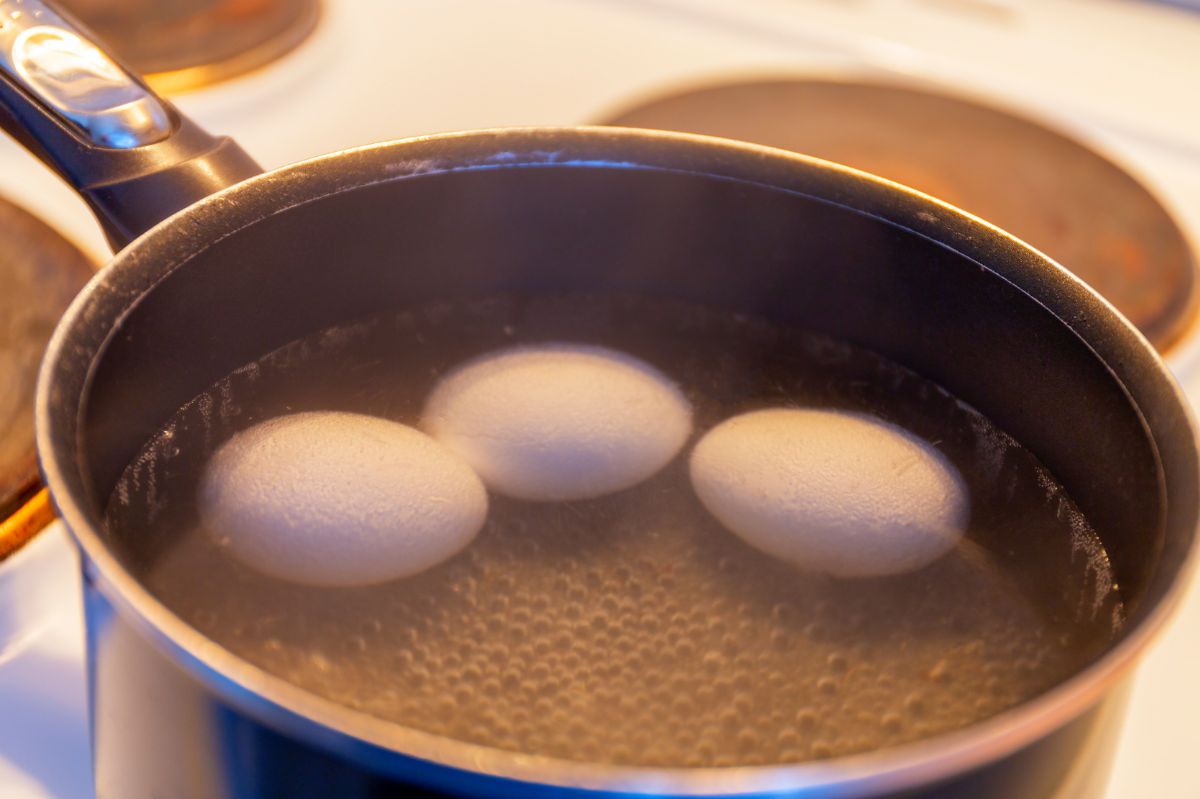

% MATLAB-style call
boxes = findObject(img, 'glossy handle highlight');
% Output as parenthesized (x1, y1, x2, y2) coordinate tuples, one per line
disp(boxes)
(0, 0, 171, 147)
(0, 0, 262, 249)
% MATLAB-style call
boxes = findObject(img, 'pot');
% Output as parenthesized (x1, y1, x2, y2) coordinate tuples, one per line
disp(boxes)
(2, 2, 1196, 797)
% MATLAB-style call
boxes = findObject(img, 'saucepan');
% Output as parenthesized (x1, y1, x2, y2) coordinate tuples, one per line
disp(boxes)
(1, 2, 1196, 797)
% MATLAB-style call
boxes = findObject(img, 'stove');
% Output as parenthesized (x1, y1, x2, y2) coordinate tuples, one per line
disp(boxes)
(0, 1, 1197, 796)
(57, 0, 320, 93)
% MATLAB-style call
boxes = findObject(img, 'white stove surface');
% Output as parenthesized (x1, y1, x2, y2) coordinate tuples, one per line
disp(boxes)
(1, 1, 1198, 796)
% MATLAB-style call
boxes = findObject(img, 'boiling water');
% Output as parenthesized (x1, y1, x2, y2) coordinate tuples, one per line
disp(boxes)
(105, 294, 1123, 767)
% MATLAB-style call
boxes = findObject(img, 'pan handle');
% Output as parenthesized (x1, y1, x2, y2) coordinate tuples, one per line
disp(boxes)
(0, 0, 262, 249)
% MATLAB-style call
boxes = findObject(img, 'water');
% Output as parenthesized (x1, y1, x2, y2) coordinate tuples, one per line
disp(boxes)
(104, 293, 1123, 767)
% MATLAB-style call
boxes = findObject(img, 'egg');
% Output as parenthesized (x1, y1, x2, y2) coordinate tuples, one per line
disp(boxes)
(422, 344, 693, 502)
(689, 408, 968, 577)
(198, 411, 487, 587)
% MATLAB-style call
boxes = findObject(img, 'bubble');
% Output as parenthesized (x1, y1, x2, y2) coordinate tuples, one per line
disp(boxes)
(736, 728, 761, 752)
(811, 741, 835, 759)
(762, 630, 789, 652)
(674, 639, 698, 659)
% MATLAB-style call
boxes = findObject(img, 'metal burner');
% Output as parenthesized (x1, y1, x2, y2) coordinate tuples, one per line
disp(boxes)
(58, 0, 319, 93)
(0, 196, 93, 532)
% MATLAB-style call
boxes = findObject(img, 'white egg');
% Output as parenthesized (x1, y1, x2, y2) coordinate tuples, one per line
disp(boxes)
(198, 411, 487, 587)
(689, 408, 968, 577)
(422, 344, 693, 502)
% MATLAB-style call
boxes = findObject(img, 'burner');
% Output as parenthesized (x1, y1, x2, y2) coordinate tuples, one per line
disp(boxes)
(0, 197, 94, 543)
(600, 78, 1198, 352)
(59, 0, 320, 93)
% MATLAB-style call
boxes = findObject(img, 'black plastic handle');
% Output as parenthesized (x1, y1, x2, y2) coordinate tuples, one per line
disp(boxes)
(0, 0, 262, 249)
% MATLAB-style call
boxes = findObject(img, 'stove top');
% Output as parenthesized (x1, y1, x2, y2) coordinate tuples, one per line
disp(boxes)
(0, 1, 1197, 797)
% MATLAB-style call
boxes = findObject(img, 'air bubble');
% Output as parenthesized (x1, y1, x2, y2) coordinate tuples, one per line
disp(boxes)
(811, 741, 835, 759)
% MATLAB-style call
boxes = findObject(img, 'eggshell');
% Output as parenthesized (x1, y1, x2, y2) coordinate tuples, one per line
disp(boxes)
(689, 408, 968, 577)
(423, 344, 692, 501)
(199, 411, 487, 586)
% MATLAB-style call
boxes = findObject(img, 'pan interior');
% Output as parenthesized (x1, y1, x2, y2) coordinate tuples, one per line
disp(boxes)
(79, 165, 1165, 603)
